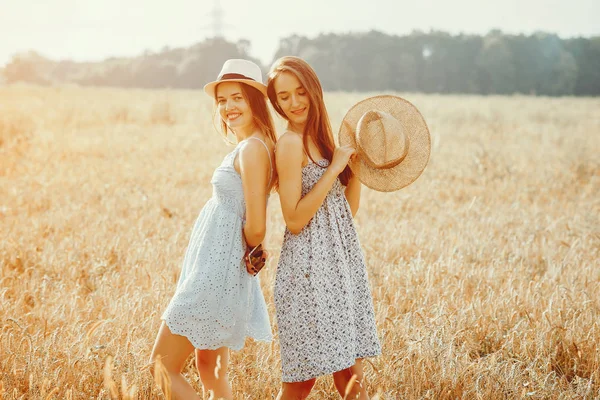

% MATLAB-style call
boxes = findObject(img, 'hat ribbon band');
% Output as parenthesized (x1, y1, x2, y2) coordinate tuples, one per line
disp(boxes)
(357, 145, 408, 169)
(219, 73, 256, 82)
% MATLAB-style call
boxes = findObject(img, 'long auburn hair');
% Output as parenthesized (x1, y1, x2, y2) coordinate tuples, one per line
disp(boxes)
(214, 82, 278, 190)
(266, 56, 352, 186)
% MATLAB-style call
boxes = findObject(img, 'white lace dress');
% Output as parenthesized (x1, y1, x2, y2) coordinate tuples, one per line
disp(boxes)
(161, 138, 273, 350)
(274, 159, 381, 382)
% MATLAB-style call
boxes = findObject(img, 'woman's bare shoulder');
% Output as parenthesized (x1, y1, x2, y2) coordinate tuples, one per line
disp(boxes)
(276, 131, 303, 151)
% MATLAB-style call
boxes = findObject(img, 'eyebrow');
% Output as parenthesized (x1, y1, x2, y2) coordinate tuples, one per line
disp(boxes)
(217, 92, 242, 99)
(277, 86, 303, 96)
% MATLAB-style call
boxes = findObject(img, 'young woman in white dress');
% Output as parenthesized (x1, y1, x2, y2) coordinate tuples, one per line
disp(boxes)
(149, 59, 276, 399)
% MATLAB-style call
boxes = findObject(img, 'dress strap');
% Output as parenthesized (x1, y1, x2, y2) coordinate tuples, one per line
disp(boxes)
(246, 137, 273, 188)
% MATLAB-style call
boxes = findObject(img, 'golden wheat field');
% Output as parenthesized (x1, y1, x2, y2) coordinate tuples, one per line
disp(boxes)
(0, 84, 599, 399)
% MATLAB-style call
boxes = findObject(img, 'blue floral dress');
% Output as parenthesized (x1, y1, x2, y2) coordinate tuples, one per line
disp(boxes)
(275, 159, 381, 382)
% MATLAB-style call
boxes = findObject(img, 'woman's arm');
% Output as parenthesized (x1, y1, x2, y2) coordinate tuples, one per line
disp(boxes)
(276, 132, 353, 234)
(344, 175, 361, 217)
(238, 140, 270, 247)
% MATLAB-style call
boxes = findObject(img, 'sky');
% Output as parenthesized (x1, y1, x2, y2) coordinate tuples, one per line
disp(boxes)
(0, 0, 598, 68)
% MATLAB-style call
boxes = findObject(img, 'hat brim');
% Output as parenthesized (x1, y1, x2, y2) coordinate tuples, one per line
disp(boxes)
(203, 79, 267, 98)
(338, 95, 431, 192)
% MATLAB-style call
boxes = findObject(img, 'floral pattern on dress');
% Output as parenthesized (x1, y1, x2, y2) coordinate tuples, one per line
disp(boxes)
(274, 159, 381, 383)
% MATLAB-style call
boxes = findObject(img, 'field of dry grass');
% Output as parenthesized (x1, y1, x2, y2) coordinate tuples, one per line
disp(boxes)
(1, 84, 599, 399)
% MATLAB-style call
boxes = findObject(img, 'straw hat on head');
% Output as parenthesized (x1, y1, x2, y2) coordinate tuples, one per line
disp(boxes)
(203, 59, 267, 98)
(338, 95, 430, 192)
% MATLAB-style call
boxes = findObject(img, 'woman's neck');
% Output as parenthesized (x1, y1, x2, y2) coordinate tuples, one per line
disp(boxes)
(288, 122, 306, 135)
(233, 124, 261, 142)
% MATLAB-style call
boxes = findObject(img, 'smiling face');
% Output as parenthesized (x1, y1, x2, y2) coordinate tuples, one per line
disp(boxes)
(272, 71, 310, 131)
(216, 81, 254, 133)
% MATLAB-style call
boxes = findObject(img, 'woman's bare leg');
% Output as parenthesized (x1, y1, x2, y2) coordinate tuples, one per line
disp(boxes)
(332, 359, 368, 400)
(276, 379, 317, 400)
(149, 322, 201, 400)
(195, 347, 233, 399)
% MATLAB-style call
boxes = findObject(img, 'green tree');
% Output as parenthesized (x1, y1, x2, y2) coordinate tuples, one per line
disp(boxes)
(565, 37, 600, 95)
(477, 34, 516, 94)
(4, 51, 50, 84)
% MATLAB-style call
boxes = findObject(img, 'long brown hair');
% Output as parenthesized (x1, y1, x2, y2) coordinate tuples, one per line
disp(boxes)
(266, 56, 352, 186)
(214, 82, 278, 189)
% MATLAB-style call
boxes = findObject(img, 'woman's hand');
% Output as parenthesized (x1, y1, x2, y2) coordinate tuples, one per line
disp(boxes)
(244, 244, 268, 276)
(330, 145, 356, 175)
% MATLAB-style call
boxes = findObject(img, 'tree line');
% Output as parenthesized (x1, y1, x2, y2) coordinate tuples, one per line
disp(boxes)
(2, 31, 599, 96)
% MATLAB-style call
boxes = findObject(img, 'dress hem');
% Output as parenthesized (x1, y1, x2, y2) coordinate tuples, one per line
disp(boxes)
(163, 318, 273, 352)
(281, 350, 382, 383)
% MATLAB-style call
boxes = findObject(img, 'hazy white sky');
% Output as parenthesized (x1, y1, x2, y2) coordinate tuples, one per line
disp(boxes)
(1, 0, 598, 67)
